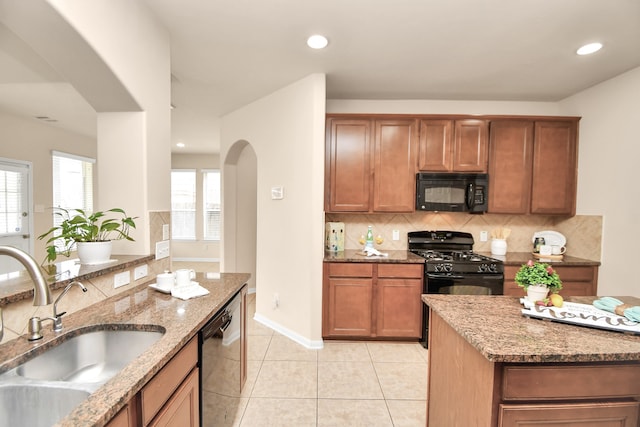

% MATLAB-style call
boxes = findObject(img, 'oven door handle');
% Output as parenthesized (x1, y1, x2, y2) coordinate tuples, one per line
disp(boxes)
(426, 273, 465, 280)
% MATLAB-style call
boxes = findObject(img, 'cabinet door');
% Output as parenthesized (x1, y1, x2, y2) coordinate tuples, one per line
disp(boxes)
(530, 121, 577, 215)
(376, 278, 423, 338)
(106, 397, 138, 427)
(373, 119, 418, 212)
(325, 119, 372, 212)
(418, 119, 453, 171)
(453, 119, 489, 172)
(150, 368, 199, 427)
(326, 277, 373, 337)
(488, 121, 534, 214)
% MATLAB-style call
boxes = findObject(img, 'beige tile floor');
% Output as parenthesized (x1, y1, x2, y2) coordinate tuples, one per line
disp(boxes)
(234, 293, 428, 427)
(174, 262, 428, 426)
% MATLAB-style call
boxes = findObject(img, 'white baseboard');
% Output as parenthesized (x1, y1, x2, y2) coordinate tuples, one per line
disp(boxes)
(172, 257, 220, 262)
(253, 312, 324, 350)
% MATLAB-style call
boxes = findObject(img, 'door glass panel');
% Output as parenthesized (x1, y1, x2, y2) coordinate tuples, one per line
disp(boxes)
(0, 159, 31, 275)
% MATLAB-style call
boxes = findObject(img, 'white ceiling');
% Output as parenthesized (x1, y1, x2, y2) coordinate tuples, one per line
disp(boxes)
(1, 0, 640, 154)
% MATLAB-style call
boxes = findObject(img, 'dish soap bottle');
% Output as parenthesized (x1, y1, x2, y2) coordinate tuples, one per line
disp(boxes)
(365, 226, 374, 249)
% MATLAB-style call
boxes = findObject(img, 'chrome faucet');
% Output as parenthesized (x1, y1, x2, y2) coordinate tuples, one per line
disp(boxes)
(27, 281, 87, 341)
(0, 246, 52, 343)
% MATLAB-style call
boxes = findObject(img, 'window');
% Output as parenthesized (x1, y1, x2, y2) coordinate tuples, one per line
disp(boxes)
(0, 166, 24, 236)
(52, 151, 95, 250)
(203, 170, 221, 240)
(171, 170, 196, 239)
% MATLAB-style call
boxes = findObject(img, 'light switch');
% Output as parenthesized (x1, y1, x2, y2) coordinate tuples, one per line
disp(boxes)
(271, 186, 284, 200)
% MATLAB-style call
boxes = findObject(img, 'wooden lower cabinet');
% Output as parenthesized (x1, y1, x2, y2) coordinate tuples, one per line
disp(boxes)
(141, 337, 199, 427)
(105, 397, 138, 427)
(499, 401, 639, 426)
(427, 311, 640, 427)
(323, 262, 423, 339)
(149, 368, 199, 427)
(503, 264, 598, 297)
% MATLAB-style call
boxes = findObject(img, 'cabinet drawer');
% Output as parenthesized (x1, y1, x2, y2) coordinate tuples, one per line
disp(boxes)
(377, 263, 423, 279)
(141, 337, 198, 425)
(553, 266, 595, 282)
(502, 364, 640, 401)
(328, 263, 373, 278)
(499, 401, 639, 426)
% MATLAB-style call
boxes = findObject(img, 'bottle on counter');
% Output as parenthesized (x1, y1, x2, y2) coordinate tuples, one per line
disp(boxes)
(365, 226, 374, 249)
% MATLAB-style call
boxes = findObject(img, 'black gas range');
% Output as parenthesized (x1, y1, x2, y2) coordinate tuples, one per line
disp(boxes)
(408, 230, 504, 346)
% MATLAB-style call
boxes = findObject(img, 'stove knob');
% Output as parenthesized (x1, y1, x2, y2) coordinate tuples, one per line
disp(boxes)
(444, 263, 453, 273)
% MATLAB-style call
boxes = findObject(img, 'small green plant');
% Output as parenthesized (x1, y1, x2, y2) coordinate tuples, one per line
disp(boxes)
(515, 260, 562, 292)
(38, 208, 137, 264)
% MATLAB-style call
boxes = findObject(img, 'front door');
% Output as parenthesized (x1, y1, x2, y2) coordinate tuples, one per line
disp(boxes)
(0, 158, 32, 275)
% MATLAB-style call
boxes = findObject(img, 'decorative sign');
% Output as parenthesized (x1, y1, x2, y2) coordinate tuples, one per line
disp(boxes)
(521, 300, 640, 335)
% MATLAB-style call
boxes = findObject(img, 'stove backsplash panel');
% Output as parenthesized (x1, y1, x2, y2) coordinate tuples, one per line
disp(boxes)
(325, 213, 602, 261)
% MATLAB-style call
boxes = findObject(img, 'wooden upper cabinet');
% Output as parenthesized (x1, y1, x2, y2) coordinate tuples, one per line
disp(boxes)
(325, 118, 372, 212)
(531, 121, 578, 215)
(418, 119, 488, 172)
(453, 119, 489, 172)
(372, 119, 418, 212)
(325, 116, 417, 213)
(488, 121, 534, 214)
(418, 120, 452, 171)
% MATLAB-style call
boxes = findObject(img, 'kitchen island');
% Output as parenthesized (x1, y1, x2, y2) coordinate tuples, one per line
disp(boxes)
(423, 295, 640, 426)
(0, 272, 250, 426)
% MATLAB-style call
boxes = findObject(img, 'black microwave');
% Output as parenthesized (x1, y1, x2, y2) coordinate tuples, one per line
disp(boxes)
(416, 173, 488, 213)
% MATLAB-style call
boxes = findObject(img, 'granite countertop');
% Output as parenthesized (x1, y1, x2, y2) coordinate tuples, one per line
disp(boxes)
(0, 254, 154, 305)
(423, 294, 640, 364)
(478, 251, 600, 266)
(324, 249, 425, 263)
(0, 272, 250, 427)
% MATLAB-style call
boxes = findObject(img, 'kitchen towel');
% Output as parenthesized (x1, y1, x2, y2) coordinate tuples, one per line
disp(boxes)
(171, 282, 210, 300)
(593, 297, 640, 322)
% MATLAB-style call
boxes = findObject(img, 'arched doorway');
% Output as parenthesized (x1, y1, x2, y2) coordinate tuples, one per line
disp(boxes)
(222, 140, 257, 292)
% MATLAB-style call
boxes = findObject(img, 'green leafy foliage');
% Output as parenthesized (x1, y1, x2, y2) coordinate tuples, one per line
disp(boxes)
(515, 260, 562, 291)
(38, 208, 137, 265)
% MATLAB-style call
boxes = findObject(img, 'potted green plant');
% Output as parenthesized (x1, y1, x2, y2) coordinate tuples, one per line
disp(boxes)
(515, 260, 562, 302)
(38, 208, 137, 265)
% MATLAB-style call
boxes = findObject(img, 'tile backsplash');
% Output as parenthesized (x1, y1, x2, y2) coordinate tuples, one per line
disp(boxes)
(325, 212, 602, 261)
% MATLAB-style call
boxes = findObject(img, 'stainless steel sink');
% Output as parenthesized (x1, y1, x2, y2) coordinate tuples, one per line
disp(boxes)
(0, 384, 90, 427)
(16, 329, 164, 383)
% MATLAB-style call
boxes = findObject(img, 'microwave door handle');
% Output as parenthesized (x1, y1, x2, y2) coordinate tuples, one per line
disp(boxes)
(466, 182, 475, 210)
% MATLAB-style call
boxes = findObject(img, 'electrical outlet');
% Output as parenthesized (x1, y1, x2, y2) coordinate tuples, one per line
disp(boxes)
(114, 271, 131, 288)
(155, 240, 170, 259)
(480, 231, 488, 242)
(134, 264, 148, 280)
(392, 230, 400, 241)
(162, 224, 169, 240)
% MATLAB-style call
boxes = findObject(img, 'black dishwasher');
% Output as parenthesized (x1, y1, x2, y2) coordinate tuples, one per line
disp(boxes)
(199, 288, 246, 427)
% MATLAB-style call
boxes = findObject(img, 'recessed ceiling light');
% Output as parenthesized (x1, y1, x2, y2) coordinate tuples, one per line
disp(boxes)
(307, 34, 328, 49)
(576, 42, 603, 55)
(176, 142, 185, 148)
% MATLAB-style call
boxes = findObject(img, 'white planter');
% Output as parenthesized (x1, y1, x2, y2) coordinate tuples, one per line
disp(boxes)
(526, 285, 549, 303)
(76, 241, 113, 265)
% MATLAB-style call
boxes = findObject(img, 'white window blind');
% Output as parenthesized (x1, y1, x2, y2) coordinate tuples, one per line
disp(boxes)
(203, 169, 221, 240)
(0, 164, 25, 235)
(171, 170, 196, 240)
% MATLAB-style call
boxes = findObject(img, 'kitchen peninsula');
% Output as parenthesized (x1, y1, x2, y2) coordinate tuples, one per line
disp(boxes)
(423, 295, 640, 426)
(0, 271, 250, 426)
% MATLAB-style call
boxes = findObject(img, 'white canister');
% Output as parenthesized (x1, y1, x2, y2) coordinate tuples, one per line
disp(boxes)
(491, 239, 507, 256)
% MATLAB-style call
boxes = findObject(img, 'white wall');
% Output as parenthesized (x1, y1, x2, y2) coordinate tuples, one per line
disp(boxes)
(558, 66, 640, 295)
(0, 110, 96, 262)
(221, 74, 326, 348)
